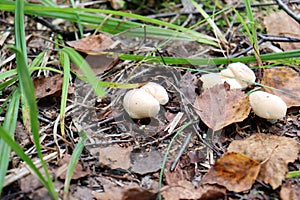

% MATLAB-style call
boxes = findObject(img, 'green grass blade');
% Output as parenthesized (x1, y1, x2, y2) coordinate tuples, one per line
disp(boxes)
(117, 49, 300, 65)
(243, 0, 261, 65)
(0, 1, 217, 46)
(59, 51, 71, 138)
(62, 47, 105, 97)
(40, 0, 57, 7)
(63, 131, 87, 200)
(189, 0, 227, 45)
(13, 1, 58, 199)
(0, 89, 20, 196)
(0, 126, 49, 190)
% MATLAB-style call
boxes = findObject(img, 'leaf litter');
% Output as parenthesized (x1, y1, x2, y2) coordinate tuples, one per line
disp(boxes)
(2, 2, 300, 200)
(194, 84, 251, 131)
(228, 133, 300, 189)
(261, 67, 300, 108)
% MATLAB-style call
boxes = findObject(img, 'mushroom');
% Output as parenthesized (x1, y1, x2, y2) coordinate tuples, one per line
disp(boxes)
(221, 62, 256, 89)
(249, 91, 287, 120)
(200, 73, 223, 89)
(141, 82, 169, 105)
(123, 89, 160, 119)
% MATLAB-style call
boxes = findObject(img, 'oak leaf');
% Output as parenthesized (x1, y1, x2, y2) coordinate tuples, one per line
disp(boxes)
(228, 133, 300, 189)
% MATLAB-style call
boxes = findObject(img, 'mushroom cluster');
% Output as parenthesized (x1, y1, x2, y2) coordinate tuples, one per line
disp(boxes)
(123, 82, 169, 119)
(200, 62, 256, 90)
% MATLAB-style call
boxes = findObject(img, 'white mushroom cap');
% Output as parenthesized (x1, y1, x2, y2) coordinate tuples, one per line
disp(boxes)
(200, 73, 223, 89)
(123, 89, 160, 119)
(227, 62, 256, 86)
(141, 82, 169, 105)
(249, 91, 287, 120)
(220, 63, 256, 89)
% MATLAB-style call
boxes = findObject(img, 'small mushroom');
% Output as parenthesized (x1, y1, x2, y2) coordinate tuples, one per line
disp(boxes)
(200, 73, 223, 89)
(123, 89, 160, 119)
(221, 62, 256, 89)
(249, 91, 287, 120)
(141, 82, 169, 105)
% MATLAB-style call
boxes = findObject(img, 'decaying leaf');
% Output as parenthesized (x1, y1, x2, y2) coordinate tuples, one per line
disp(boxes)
(161, 180, 225, 200)
(93, 186, 156, 200)
(58, 154, 90, 180)
(228, 133, 300, 189)
(264, 11, 300, 51)
(280, 183, 300, 200)
(194, 84, 250, 131)
(34, 74, 72, 98)
(99, 145, 132, 170)
(200, 152, 260, 192)
(131, 150, 163, 175)
(261, 67, 300, 108)
(122, 187, 157, 200)
(66, 34, 115, 54)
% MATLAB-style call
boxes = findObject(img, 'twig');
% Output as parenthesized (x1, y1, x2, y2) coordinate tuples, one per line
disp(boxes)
(275, 0, 300, 24)
(170, 132, 193, 171)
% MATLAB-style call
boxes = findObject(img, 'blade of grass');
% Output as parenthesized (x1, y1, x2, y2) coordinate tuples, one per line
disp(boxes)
(0, 1, 217, 46)
(0, 89, 20, 196)
(0, 126, 50, 191)
(189, 0, 227, 45)
(13, 1, 58, 199)
(243, 0, 262, 65)
(117, 49, 300, 65)
(63, 131, 87, 200)
(62, 47, 105, 97)
(59, 51, 71, 138)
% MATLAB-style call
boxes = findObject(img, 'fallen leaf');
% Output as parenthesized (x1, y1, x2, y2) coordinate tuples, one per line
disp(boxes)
(261, 67, 300, 108)
(164, 163, 191, 185)
(99, 145, 132, 170)
(122, 187, 157, 200)
(194, 84, 251, 131)
(33, 74, 64, 98)
(200, 152, 260, 192)
(93, 185, 123, 200)
(280, 182, 300, 200)
(131, 150, 163, 175)
(66, 34, 115, 54)
(264, 11, 300, 51)
(58, 154, 90, 180)
(161, 180, 225, 200)
(228, 133, 300, 189)
(93, 185, 156, 200)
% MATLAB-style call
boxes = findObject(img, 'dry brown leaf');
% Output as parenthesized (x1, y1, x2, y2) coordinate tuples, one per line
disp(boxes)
(58, 154, 90, 180)
(261, 67, 300, 108)
(93, 186, 156, 200)
(66, 34, 114, 54)
(200, 152, 260, 192)
(93, 185, 123, 200)
(194, 84, 250, 131)
(280, 182, 300, 200)
(122, 187, 157, 200)
(33, 74, 63, 98)
(228, 133, 300, 189)
(161, 180, 225, 200)
(99, 145, 132, 170)
(131, 150, 163, 175)
(264, 11, 300, 51)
